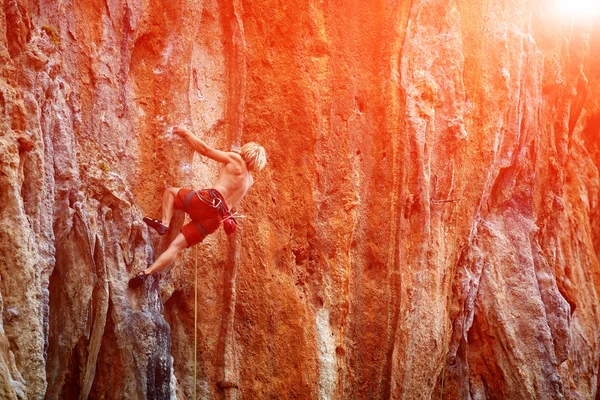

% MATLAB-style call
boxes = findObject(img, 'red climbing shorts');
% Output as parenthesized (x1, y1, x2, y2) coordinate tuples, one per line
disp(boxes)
(174, 188, 226, 247)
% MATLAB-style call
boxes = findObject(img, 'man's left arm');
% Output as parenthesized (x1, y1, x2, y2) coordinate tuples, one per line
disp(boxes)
(174, 126, 233, 164)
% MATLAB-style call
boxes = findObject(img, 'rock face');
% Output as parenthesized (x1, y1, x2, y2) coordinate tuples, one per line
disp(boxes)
(1, 0, 599, 398)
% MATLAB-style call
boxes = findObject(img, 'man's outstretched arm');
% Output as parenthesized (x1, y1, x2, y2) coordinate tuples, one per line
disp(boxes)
(173, 126, 233, 164)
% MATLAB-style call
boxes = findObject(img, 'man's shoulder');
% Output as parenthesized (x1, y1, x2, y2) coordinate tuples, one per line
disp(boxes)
(222, 153, 247, 175)
(224, 152, 244, 168)
(227, 152, 243, 162)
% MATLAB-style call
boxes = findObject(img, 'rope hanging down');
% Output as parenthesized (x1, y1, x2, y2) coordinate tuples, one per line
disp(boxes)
(194, 244, 198, 399)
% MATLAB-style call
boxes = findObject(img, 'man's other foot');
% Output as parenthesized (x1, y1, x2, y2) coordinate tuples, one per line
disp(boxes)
(128, 271, 150, 289)
(143, 217, 168, 235)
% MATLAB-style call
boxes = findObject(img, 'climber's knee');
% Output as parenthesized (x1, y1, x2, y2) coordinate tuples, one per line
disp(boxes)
(169, 233, 189, 253)
(165, 187, 180, 197)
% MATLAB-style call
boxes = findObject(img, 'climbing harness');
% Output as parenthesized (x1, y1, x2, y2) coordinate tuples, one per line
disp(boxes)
(182, 189, 240, 235)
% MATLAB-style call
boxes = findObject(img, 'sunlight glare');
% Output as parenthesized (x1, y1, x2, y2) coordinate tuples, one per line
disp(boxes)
(555, 0, 600, 19)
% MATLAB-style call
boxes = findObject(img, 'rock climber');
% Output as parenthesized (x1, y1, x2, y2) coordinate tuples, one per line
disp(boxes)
(128, 125, 267, 288)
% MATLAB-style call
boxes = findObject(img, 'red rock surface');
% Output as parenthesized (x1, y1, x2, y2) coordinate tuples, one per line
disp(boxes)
(0, 0, 599, 399)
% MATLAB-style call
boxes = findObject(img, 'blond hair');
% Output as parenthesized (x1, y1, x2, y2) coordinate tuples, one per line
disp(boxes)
(240, 142, 267, 172)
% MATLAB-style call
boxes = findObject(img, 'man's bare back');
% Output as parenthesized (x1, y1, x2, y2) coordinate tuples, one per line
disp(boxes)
(212, 154, 254, 209)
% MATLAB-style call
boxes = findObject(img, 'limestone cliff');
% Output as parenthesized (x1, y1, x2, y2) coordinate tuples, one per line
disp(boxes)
(1, 0, 599, 399)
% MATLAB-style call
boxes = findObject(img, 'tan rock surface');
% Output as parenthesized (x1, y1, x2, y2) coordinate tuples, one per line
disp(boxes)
(0, 0, 599, 399)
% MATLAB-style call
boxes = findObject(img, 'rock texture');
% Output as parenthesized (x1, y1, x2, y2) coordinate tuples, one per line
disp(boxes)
(1, 0, 599, 399)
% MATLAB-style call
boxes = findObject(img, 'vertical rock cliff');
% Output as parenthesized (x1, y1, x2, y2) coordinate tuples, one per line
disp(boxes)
(0, 0, 599, 399)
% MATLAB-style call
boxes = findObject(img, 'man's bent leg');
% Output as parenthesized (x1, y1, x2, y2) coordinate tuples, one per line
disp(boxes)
(162, 187, 180, 226)
(144, 232, 189, 275)
(143, 187, 181, 235)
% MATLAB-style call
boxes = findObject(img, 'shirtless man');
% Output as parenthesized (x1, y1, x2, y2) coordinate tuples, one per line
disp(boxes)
(128, 125, 267, 288)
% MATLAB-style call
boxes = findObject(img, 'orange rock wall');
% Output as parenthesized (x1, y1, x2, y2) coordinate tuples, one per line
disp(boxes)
(0, 0, 599, 398)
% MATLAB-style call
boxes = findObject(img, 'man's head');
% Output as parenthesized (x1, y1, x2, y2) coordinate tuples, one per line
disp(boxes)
(240, 142, 267, 172)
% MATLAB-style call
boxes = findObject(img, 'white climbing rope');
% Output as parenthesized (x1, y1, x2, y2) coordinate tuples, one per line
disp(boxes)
(194, 243, 198, 399)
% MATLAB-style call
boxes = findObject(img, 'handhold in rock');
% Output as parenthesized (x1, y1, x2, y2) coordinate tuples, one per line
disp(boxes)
(217, 380, 238, 389)
(17, 135, 35, 152)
